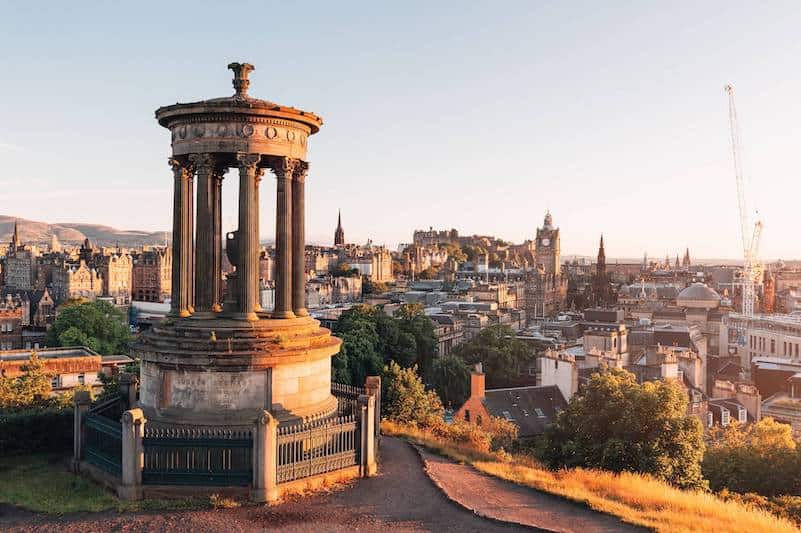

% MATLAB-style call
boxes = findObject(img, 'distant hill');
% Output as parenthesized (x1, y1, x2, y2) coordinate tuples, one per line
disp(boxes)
(0, 216, 169, 247)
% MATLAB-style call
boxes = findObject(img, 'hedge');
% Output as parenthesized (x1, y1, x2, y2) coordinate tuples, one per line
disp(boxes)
(0, 408, 73, 454)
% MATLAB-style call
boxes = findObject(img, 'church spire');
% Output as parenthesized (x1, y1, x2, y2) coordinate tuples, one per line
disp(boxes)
(11, 219, 20, 249)
(334, 209, 345, 246)
(596, 234, 606, 270)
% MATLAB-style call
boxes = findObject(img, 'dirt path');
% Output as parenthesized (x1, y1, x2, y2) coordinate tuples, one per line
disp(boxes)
(417, 446, 643, 532)
(0, 438, 522, 532)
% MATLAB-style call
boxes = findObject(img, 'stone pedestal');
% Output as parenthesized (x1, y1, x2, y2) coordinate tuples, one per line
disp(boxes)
(71, 390, 92, 473)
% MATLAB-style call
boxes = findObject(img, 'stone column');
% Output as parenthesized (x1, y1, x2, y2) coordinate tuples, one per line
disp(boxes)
(190, 154, 218, 315)
(251, 410, 279, 503)
(71, 390, 91, 473)
(169, 158, 193, 317)
(358, 394, 377, 477)
(236, 153, 261, 320)
(118, 408, 146, 501)
(212, 170, 224, 312)
(186, 165, 195, 314)
(291, 161, 309, 317)
(273, 158, 295, 319)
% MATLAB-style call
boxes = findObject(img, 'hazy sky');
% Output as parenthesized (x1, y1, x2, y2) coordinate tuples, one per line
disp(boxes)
(1, 1, 799, 259)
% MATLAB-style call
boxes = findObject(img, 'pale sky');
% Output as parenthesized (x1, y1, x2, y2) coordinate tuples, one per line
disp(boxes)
(0, 1, 799, 260)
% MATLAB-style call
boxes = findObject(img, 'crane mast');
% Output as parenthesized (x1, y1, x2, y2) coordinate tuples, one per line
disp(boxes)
(725, 84, 762, 317)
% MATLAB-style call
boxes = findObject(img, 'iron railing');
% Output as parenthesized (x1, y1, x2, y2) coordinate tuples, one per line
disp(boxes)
(142, 426, 253, 486)
(331, 382, 365, 416)
(84, 411, 122, 477)
(276, 414, 359, 484)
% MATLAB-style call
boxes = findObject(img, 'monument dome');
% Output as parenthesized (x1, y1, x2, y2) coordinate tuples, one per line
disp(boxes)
(677, 282, 721, 310)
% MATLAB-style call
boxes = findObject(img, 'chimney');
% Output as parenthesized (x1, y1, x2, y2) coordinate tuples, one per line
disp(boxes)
(470, 363, 485, 399)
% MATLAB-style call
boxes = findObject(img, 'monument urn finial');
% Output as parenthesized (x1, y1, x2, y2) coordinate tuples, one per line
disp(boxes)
(227, 62, 255, 98)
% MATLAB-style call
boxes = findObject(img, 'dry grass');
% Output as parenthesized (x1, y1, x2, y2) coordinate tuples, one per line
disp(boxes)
(383, 420, 799, 533)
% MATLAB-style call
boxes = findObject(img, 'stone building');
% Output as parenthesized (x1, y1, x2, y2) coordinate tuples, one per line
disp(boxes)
(132, 247, 171, 302)
(4, 222, 36, 291)
(97, 252, 133, 304)
(0, 298, 24, 351)
(413, 227, 459, 247)
(347, 245, 393, 283)
(51, 260, 103, 303)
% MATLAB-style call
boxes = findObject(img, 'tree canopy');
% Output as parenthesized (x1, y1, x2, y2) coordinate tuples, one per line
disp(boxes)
(332, 304, 437, 385)
(540, 368, 706, 490)
(703, 417, 800, 496)
(430, 354, 471, 408)
(45, 300, 131, 355)
(452, 325, 533, 388)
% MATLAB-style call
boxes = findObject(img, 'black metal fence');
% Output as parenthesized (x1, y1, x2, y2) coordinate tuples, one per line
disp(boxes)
(84, 411, 122, 477)
(276, 414, 359, 484)
(142, 426, 253, 486)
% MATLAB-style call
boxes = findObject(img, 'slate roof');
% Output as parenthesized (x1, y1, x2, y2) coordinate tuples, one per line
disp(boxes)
(483, 385, 567, 437)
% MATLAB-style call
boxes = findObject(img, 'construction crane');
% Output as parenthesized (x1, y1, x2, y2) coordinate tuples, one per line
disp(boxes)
(725, 84, 763, 317)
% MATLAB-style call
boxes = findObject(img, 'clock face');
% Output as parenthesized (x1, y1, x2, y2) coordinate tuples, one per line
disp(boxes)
(541, 238, 550, 247)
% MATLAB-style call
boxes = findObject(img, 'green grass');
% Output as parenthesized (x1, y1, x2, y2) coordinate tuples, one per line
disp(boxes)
(0, 454, 206, 514)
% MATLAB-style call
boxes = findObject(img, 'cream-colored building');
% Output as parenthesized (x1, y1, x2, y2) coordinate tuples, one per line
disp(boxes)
(721, 313, 801, 376)
(51, 260, 104, 303)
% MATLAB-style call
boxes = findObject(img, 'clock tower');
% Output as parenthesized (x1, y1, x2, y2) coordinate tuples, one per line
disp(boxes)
(535, 211, 560, 276)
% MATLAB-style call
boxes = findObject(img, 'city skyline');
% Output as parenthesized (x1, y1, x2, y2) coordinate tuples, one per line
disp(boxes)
(1, 2, 800, 259)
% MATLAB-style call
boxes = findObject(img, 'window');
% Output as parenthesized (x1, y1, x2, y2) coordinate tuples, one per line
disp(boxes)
(464, 409, 470, 422)
(534, 408, 545, 418)
(528, 366, 537, 376)
(738, 407, 747, 424)
(721, 409, 730, 427)
(51, 376, 60, 389)
(771, 339, 775, 354)
(476, 415, 482, 426)
(77, 374, 85, 385)
(707, 412, 714, 428)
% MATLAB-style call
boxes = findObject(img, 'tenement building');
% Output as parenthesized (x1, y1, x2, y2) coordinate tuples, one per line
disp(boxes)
(131, 247, 171, 302)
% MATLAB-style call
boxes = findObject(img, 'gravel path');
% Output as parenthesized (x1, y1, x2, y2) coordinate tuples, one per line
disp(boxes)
(417, 446, 644, 532)
(0, 438, 522, 532)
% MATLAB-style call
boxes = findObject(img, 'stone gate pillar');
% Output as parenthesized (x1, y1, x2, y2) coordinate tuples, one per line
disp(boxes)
(118, 408, 146, 501)
(251, 410, 279, 503)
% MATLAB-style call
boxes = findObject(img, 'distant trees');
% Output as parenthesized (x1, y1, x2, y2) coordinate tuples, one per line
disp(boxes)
(331, 261, 359, 277)
(0, 353, 52, 410)
(430, 354, 471, 408)
(362, 279, 389, 294)
(704, 418, 800, 496)
(331, 304, 438, 385)
(540, 368, 706, 490)
(452, 325, 534, 388)
(46, 300, 131, 355)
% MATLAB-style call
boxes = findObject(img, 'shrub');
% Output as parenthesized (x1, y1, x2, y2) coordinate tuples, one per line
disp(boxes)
(382, 361, 443, 426)
(0, 408, 73, 454)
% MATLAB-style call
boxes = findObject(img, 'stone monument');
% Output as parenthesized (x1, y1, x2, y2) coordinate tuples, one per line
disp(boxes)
(135, 63, 341, 426)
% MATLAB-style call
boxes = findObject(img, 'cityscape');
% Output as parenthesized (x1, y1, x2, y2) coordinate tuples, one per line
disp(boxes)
(2, 3, 801, 532)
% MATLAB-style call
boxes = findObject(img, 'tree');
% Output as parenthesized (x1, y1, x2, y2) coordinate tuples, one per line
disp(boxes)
(363, 279, 389, 295)
(332, 261, 359, 277)
(541, 368, 706, 490)
(331, 304, 438, 384)
(46, 300, 131, 355)
(415, 266, 439, 280)
(430, 354, 470, 408)
(703, 418, 799, 496)
(394, 304, 438, 378)
(0, 353, 53, 410)
(382, 361, 443, 426)
(453, 325, 533, 388)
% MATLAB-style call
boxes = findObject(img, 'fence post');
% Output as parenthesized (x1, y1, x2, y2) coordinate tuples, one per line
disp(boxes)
(358, 394, 377, 477)
(118, 372, 139, 410)
(118, 408, 146, 501)
(71, 390, 92, 473)
(365, 375, 381, 444)
(251, 410, 279, 503)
